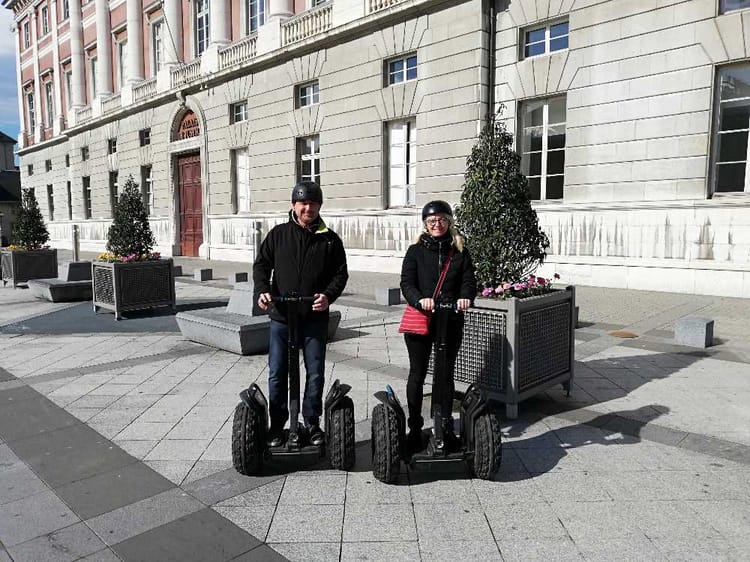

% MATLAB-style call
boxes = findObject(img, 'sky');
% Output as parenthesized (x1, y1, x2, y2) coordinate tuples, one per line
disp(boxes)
(0, 7, 19, 146)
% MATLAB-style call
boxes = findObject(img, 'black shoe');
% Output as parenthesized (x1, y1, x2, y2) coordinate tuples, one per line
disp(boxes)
(268, 428, 284, 448)
(407, 429, 424, 455)
(442, 420, 461, 452)
(308, 424, 324, 446)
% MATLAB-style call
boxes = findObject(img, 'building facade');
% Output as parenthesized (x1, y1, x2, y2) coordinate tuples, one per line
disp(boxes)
(5, 0, 750, 296)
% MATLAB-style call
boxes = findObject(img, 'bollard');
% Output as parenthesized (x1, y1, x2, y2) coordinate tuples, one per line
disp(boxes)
(72, 224, 80, 262)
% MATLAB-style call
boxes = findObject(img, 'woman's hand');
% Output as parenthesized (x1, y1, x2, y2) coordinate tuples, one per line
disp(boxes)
(418, 298, 434, 312)
(457, 298, 471, 311)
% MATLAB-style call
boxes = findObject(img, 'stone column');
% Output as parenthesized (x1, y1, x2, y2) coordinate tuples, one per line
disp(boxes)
(163, 0, 183, 65)
(257, 0, 293, 55)
(268, 0, 293, 18)
(210, 0, 230, 45)
(69, 0, 85, 109)
(50, 0, 64, 134)
(31, 11, 42, 142)
(126, 0, 144, 83)
(14, 27, 25, 147)
(95, 0, 113, 97)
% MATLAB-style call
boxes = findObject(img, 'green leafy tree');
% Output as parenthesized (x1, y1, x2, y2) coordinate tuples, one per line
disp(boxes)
(11, 188, 50, 250)
(455, 110, 549, 287)
(106, 175, 155, 257)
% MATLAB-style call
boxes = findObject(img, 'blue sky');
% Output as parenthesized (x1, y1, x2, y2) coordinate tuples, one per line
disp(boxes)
(0, 8, 19, 146)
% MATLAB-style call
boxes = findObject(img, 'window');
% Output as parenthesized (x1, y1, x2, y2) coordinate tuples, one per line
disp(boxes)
(386, 54, 417, 86)
(195, 0, 210, 56)
(232, 147, 251, 213)
(297, 136, 320, 185)
(520, 96, 566, 200)
(23, 21, 30, 49)
(141, 165, 153, 215)
(297, 82, 319, 108)
(65, 70, 72, 109)
(118, 41, 128, 89)
(63, 0, 69, 20)
(81, 146, 89, 161)
(152, 20, 164, 76)
(230, 101, 248, 124)
(523, 20, 569, 59)
(386, 119, 416, 208)
(712, 65, 750, 193)
(721, 0, 750, 13)
(82, 176, 91, 219)
(139, 128, 151, 146)
(65, 154, 70, 167)
(28, 164, 34, 176)
(44, 82, 54, 128)
(90, 56, 98, 99)
(66, 181, 72, 219)
(41, 5, 49, 36)
(311, 0, 329, 5)
(108, 138, 117, 154)
(249, 0, 265, 33)
(47, 185, 54, 221)
(109, 171, 119, 214)
(27, 92, 36, 132)
(45, 159, 52, 172)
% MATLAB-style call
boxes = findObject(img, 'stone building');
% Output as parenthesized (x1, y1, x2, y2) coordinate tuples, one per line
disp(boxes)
(4, 0, 750, 295)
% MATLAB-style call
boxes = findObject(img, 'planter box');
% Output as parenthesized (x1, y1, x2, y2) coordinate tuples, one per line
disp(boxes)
(92, 259, 176, 320)
(438, 286, 575, 419)
(1, 248, 58, 288)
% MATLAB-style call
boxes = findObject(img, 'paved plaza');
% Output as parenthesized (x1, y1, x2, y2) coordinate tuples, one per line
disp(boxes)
(1, 252, 749, 561)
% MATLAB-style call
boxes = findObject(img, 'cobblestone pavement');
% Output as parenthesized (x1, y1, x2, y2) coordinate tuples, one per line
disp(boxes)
(1, 254, 749, 561)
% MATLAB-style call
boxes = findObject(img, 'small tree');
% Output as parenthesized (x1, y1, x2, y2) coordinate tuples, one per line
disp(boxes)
(455, 110, 549, 287)
(11, 188, 50, 250)
(106, 175, 155, 257)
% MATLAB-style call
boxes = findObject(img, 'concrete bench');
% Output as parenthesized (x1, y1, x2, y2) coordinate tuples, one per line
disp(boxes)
(27, 261, 93, 302)
(375, 287, 401, 306)
(176, 283, 341, 355)
(675, 316, 714, 348)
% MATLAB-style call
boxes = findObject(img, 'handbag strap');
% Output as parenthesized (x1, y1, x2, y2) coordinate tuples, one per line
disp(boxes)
(432, 247, 455, 300)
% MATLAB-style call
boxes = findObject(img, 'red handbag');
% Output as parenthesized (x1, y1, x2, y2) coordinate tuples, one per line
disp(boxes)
(399, 249, 454, 335)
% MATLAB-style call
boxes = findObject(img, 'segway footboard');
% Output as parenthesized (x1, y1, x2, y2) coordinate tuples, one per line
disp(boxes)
(232, 384, 269, 475)
(324, 379, 356, 470)
(371, 386, 406, 483)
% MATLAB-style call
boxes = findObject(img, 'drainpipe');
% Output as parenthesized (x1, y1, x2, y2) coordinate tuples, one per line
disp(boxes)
(486, 0, 498, 122)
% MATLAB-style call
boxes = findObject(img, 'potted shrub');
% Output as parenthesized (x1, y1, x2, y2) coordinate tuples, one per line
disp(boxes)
(92, 175, 175, 320)
(449, 111, 575, 419)
(1, 188, 57, 287)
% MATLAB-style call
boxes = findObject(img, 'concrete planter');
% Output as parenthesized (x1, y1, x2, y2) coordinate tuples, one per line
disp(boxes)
(439, 286, 576, 419)
(92, 258, 176, 320)
(1, 248, 58, 288)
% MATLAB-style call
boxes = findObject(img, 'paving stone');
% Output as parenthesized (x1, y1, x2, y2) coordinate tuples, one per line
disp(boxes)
(214, 506, 275, 542)
(574, 535, 665, 561)
(420, 540, 502, 562)
(231, 544, 289, 561)
(215, 478, 285, 507)
(344, 471, 411, 504)
(269, 542, 340, 562)
(341, 541, 420, 561)
(6, 522, 107, 562)
(533, 471, 613, 503)
(413, 504, 493, 542)
(551, 501, 638, 542)
(497, 537, 583, 561)
(0, 462, 49, 505)
(279, 474, 347, 505)
(409, 473, 481, 506)
(343, 503, 416, 542)
(115, 421, 175, 441)
(112, 439, 158, 458)
(183, 469, 282, 506)
(143, 460, 194, 485)
(144, 439, 212, 461)
(485, 499, 569, 541)
(184, 460, 233, 483)
(266, 505, 344, 543)
(0, 391, 82, 442)
(0, 490, 79, 547)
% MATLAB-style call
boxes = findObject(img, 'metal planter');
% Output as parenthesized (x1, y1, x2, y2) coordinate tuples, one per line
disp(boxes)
(92, 259, 176, 320)
(1, 248, 58, 288)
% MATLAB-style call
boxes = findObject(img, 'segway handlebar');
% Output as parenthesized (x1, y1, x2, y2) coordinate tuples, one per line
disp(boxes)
(270, 294, 317, 304)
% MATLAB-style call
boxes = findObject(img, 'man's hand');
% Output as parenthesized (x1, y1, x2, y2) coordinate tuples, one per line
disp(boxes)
(312, 293, 330, 311)
(457, 298, 471, 311)
(257, 292, 272, 311)
(418, 298, 434, 312)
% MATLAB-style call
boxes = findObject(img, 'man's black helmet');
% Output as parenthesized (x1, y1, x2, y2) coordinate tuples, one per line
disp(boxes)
(291, 181, 323, 204)
(421, 200, 452, 220)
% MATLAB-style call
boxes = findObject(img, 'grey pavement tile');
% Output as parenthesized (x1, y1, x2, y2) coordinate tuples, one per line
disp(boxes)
(654, 470, 737, 501)
(651, 535, 740, 561)
(114, 421, 175, 441)
(344, 471, 411, 504)
(485, 500, 568, 541)
(0, 384, 40, 404)
(473, 476, 544, 504)
(532, 471, 613, 503)
(0, 391, 82, 443)
(214, 506, 275, 542)
(552, 501, 639, 542)
(215, 478, 285, 507)
(269, 542, 340, 562)
(55, 462, 175, 520)
(86, 488, 205, 545)
(144, 439, 211, 461)
(69, 395, 121, 409)
(688, 500, 750, 539)
(183, 468, 283, 506)
(199, 438, 233, 461)
(0, 367, 15, 383)
(143, 460, 195, 485)
(343, 503, 416, 542)
(597, 470, 678, 502)
(76, 548, 122, 561)
(184, 460, 233, 483)
(497, 537, 583, 562)
(512, 447, 584, 473)
(341, 542, 420, 562)
(165, 420, 225, 440)
(409, 473, 480, 505)
(266, 505, 344, 543)
(278, 473, 347, 505)
(231, 544, 289, 561)
(9, 423, 138, 488)
(0, 549, 10, 562)
(574, 535, 666, 561)
(111, 507, 259, 562)
(0, 490, 79, 547)
(413, 504, 493, 542)
(6, 522, 107, 562)
(112, 439, 158, 459)
(0, 462, 49, 505)
(420, 540, 502, 562)
(618, 500, 721, 540)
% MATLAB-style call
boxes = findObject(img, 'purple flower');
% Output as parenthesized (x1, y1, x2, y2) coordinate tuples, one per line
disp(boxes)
(502, 282, 512, 291)
(494, 286, 504, 294)
(537, 277, 547, 286)
(513, 282, 527, 291)
(481, 287, 493, 297)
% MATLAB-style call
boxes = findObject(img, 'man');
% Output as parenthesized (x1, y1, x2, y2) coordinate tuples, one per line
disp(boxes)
(253, 181, 348, 447)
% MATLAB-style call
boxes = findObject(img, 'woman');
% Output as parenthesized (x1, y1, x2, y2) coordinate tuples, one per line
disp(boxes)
(400, 200, 476, 453)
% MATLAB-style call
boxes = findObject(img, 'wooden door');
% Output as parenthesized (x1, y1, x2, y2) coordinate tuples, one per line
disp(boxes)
(178, 154, 203, 257)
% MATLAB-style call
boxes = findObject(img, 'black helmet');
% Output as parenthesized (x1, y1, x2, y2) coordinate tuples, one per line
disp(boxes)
(421, 200, 452, 220)
(291, 181, 323, 204)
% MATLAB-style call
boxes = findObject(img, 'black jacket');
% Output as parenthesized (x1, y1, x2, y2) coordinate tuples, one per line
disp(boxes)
(253, 211, 349, 323)
(400, 233, 476, 308)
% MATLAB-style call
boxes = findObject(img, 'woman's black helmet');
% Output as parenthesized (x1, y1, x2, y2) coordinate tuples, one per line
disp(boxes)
(421, 200, 452, 220)
(291, 181, 323, 204)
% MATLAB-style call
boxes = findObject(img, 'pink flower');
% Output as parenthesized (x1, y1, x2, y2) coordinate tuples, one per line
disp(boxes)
(502, 282, 512, 291)
(537, 277, 547, 286)
(554, 273, 561, 280)
(529, 275, 536, 283)
(494, 286, 504, 294)
(481, 287, 493, 297)
(513, 282, 527, 291)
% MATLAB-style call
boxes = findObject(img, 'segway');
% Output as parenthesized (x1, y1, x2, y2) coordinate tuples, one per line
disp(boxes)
(232, 294, 355, 475)
(371, 301, 502, 483)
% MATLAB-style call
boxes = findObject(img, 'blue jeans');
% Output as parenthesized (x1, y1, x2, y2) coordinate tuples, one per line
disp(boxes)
(268, 317, 327, 428)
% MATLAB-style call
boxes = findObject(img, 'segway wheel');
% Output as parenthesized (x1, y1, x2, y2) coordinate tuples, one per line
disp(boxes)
(327, 396, 356, 471)
(469, 412, 502, 480)
(231, 402, 265, 475)
(371, 403, 401, 483)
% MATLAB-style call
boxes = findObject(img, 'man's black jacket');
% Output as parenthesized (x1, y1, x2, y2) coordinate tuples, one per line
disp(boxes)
(253, 211, 348, 323)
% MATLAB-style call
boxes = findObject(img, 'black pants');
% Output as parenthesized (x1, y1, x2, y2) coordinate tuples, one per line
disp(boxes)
(404, 316, 463, 431)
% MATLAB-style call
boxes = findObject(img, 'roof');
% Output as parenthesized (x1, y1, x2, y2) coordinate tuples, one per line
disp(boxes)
(0, 131, 16, 145)
(0, 171, 20, 203)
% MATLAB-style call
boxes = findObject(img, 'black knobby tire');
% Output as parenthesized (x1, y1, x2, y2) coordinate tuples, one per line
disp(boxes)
(327, 397, 356, 470)
(231, 402, 264, 475)
(470, 412, 502, 480)
(371, 403, 401, 483)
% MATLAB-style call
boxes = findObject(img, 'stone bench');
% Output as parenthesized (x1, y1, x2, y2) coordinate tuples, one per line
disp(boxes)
(176, 282, 341, 355)
(27, 261, 93, 303)
(675, 316, 714, 348)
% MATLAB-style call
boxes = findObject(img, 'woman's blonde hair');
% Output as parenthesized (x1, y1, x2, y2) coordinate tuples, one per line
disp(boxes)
(416, 215, 465, 251)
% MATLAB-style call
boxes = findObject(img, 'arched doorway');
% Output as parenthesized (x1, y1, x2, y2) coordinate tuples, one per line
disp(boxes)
(174, 110, 203, 257)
